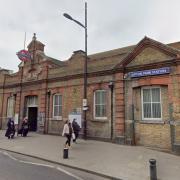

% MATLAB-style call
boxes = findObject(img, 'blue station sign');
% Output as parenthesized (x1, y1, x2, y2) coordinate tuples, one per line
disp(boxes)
(129, 67, 170, 78)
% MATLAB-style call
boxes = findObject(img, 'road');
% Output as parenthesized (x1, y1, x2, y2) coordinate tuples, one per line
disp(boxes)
(0, 151, 109, 180)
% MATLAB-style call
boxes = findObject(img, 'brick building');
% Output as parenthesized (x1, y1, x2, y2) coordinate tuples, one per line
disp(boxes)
(0, 34, 179, 152)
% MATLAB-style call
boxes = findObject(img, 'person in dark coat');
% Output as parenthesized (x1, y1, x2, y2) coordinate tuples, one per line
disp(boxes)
(5, 118, 15, 139)
(72, 119, 80, 143)
(21, 117, 29, 137)
(18, 117, 29, 137)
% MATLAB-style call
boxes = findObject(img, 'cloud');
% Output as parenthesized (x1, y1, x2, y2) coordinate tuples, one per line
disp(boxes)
(0, 0, 180, 72)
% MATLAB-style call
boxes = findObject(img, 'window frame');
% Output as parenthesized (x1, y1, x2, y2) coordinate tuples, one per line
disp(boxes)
(93, 90, 107, 120)
(141, 86, 162, 120)
(52, 94, 62, 120)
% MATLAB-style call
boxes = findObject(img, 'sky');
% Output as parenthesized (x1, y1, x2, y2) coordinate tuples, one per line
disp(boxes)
(0, 0, 180, 72)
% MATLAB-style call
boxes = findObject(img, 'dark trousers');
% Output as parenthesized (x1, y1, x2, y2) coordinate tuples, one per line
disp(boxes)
(73, 132, 79, 142)
(5, 129, 15, 139)
(65, 134, 71, 146)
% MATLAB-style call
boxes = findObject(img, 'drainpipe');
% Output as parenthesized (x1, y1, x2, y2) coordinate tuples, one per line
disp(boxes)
(0, 74, 6, 129)
(169, 103, 175, 151)
(131, 104, 136, 145)
(47, 90, 51, 134)
(18, 65, 24, 128)
(44, 65, 49, 134)
(13, 93, 17, 116)
(108, 81, 114, 140)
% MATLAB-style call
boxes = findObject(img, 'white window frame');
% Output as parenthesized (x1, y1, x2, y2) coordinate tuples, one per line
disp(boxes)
(7, 96, 15, 118)
(94, 90, 107, 120)
(141, 86, 162, 120)
(53, 94, 62, 120)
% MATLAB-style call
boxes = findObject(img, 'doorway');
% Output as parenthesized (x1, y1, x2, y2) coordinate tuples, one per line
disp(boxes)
(28, 107, 38, 131)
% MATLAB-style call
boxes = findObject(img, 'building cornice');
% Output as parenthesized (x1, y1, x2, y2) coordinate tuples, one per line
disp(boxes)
(0, 68, 121, 89)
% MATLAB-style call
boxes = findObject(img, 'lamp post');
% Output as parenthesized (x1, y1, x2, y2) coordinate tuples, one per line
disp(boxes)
(63, 2, 88, 139)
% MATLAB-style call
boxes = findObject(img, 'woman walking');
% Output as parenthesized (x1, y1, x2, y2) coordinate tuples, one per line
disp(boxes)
(62, 121, 73, 148)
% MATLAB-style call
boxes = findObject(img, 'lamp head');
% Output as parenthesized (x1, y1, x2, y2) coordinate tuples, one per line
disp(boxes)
(108, 81, 114, 89)
(47, 90, 51, 96)
(63, 13, 73, 20)
(13, 93, 17, 98)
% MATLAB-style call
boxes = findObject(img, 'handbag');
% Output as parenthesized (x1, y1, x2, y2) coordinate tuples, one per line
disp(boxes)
(72, 133, 76, 140)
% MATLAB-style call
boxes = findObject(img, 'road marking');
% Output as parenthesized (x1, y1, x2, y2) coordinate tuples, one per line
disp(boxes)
(19, 160, 54, 168)
(2, 151, 18, 161)
(0, 151, 84, 180)
(56, 167, 84, 180)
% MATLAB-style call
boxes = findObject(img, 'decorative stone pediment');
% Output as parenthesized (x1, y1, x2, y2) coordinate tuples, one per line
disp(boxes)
(115, 37, 180, 69)
(127, 46, 174, 67)
(23, 65, 42, 81)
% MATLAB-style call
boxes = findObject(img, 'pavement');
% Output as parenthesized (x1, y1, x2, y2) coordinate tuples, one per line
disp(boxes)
(0, 130, 180, 180)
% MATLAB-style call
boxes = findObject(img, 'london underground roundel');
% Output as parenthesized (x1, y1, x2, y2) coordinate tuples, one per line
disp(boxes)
(16, 50, 32, 62)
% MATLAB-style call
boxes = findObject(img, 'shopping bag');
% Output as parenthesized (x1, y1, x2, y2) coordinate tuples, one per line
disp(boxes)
(72, 133, 75, 140)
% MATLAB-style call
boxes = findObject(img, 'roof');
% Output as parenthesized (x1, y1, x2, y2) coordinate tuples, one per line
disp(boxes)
(48, 37, 180, 78)
(89, 45, 135, 60)
(168, 42, 180, 50)
(23, 36, 180, 78)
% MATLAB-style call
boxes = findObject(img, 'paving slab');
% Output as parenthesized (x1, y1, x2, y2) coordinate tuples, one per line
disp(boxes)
(0, 130, 180, 180)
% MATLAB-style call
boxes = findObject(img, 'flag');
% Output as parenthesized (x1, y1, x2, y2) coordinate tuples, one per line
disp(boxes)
(16, 49, 32, 62)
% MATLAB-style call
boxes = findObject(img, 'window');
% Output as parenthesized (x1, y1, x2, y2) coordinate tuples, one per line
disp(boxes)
(7, 96, 15, 118)
(141, 87, 162, 120)
(26, 96, 37, 107)
(53, 94, 62, 118)
(94, 90, 107, 119)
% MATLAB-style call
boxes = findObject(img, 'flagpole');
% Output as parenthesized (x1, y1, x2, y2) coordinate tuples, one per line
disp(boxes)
(24, 32, 26, 50)
(31, 33, 36, 70)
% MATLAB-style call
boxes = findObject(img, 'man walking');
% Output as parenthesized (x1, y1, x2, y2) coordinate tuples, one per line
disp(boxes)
(72, 119, 80, 143)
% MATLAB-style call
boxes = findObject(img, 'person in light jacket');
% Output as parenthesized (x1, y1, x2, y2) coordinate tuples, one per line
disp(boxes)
(62, 120, 73, 148)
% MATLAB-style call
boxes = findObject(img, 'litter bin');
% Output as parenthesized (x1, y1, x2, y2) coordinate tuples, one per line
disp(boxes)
(63, 148, 68, 159)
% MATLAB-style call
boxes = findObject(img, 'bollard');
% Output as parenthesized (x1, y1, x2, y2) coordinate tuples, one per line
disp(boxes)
(63, 148, 69, 159)
(149, 159, 157, 180)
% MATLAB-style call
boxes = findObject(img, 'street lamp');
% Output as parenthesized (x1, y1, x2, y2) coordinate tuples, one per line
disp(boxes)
(63, 2, 88, 139)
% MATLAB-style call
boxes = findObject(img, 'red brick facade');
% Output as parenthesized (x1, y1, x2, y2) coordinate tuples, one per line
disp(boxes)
(0, 35, 179, 152)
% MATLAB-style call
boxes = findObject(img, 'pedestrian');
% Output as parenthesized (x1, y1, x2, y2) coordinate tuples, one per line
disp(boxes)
(21, 117, 29, 137)
(18, 117, 28, 136)
(72, 119, 80, 143)
(62, 120, 73, 148)
(5, 118, 15, 139)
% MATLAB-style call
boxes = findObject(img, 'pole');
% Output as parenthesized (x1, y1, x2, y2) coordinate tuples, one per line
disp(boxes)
(24, 32, 26, 50)
(110, 86, 113, 140)
(63, 2, 88, 139)
(44, 65, 49, 134)
(108, 81, 114, 140)
(31, 33, 36, 70)
(0, 74, 6, 129)
(83, 2, 87, 139)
